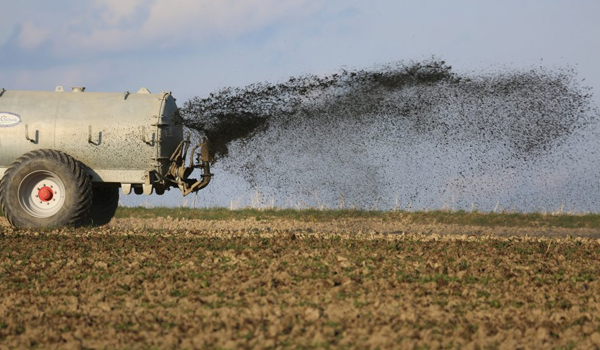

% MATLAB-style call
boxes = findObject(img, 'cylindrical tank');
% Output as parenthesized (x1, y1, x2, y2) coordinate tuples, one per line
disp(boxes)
(0, 87, 211, 228)
(0, 87, 183, 184)
(0, 87, 212, 227)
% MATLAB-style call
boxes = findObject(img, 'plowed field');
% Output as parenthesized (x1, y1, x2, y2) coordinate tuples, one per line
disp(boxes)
(1, 214, 600, 349)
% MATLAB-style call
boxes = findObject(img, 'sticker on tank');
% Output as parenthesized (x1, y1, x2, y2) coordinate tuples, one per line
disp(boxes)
(0, 112, 22, 127)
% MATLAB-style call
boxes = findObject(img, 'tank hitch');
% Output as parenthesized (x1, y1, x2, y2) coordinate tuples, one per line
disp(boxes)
(166, 136, 213, 196)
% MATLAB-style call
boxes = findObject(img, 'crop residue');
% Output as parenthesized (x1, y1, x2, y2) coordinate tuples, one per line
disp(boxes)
(1, 218, 599, 349)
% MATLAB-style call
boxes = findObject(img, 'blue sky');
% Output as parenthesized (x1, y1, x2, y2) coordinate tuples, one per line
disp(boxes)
(2, 0, 600, 209)
(2, 1, 599, 103)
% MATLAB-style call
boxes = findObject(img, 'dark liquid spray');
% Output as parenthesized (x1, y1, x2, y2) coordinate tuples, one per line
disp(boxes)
(179, 60, 598, 211)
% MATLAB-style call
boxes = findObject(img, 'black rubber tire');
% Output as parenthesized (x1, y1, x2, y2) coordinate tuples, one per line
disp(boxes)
(87, 187, 119, 226)
(0, 149, 92, 228)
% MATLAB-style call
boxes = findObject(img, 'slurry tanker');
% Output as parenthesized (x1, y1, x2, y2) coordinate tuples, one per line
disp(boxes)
(0, 87, 212, 228)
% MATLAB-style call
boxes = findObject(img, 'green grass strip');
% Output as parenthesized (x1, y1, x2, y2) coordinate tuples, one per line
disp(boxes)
(114, 207, 600, 229)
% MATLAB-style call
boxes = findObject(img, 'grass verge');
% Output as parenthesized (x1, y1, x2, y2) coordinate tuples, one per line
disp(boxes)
(115, 207, 600, 229)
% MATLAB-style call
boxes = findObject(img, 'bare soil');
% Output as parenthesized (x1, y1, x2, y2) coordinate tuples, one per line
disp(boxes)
(1, 216, 599, 349)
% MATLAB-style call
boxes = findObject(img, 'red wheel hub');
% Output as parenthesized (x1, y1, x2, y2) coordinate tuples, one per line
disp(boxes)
(38, 186, 54, 202)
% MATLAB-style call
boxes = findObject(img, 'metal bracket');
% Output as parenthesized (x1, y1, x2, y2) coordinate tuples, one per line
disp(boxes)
(151, 122, 169, 128)
(141, 126, 154, 144)
(165, 138, 213, 196)
(121, 184, 132, 195)
(87, 125, 100, 145)
(142, 184, 153, 195)
(143, 171, 154, 195)
(25, 124, 36, 143)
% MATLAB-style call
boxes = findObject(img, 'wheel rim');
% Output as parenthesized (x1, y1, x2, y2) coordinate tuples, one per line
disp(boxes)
(18, 170, 66, 218)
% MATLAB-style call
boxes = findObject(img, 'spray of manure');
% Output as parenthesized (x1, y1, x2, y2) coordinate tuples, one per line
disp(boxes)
(179, 59, 598, 211)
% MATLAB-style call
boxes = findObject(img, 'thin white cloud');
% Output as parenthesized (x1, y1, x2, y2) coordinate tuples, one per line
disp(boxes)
(14, 0, 323, 56)
(138, 0, 322, 44)
(17, 21, 49, 50)
(4, 63, 112, 91)
(93, 0, 150, 26)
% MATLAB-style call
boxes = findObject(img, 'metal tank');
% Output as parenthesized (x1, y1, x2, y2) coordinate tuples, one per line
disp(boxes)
(0, 87, 212, 228)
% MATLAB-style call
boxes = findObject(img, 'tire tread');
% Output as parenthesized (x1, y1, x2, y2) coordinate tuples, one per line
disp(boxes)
(0, 149, 93, 227)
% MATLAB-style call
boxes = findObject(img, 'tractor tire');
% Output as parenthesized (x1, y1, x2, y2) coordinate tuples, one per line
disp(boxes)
(87, 187, 119, 226)
(0, 149, 92, 228)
